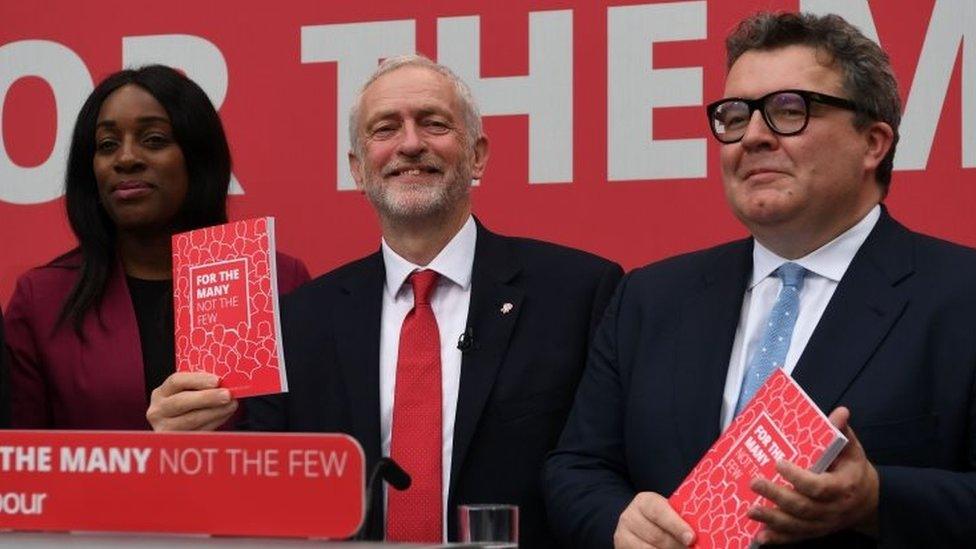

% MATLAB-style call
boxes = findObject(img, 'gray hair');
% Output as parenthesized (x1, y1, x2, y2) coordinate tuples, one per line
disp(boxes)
(726, 12, 901, 189)
(348, 54, 483, 156)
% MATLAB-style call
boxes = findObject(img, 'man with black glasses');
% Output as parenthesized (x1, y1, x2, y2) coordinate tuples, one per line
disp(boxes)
(546, 11, 976, 548)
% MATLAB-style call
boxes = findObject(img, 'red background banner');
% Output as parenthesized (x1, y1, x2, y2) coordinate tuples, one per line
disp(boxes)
(1, 0, 973, 304)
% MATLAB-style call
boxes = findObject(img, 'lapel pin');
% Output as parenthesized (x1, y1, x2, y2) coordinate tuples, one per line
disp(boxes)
(500, 302, 514, 314)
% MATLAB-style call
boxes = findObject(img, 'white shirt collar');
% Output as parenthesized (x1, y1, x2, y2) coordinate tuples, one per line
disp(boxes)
(750, 204, 881, 288)
(381, 215, 477, 298)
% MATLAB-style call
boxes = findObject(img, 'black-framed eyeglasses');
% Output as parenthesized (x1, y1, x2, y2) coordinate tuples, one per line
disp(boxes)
(706, 89, 861, 144)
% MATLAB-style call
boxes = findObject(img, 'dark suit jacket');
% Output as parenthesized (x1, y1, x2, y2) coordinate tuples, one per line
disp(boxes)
(5, 250, 310, 429)
(245, 222, 623, 546)
(545, 211, 976, 548)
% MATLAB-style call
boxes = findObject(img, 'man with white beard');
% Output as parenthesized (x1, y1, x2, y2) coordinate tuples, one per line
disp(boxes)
(148, 54, 622, 546)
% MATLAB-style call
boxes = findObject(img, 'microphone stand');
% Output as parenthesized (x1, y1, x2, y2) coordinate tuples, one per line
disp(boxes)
(352, 457, 411, 540)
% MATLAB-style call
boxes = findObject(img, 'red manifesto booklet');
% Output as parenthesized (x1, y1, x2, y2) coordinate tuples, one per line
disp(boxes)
(668, 369, 847, 548)
(172, 217, 288, 397)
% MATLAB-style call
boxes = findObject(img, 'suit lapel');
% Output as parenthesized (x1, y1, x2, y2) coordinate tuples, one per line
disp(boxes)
(673, 240, 753, 469)
(793, 211, 913, 412)
(450, 224, 523, 503)
(332, 252, 385, 466)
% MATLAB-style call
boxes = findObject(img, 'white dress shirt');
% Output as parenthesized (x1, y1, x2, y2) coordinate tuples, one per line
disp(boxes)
(379, 215, 476, 540)
(720, 205, 881, 430)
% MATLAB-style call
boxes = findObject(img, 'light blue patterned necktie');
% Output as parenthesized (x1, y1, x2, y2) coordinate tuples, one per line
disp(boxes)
(735, 262, 807, 415)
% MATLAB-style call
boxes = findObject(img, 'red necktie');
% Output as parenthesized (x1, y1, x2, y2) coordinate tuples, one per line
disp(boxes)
(387, 269, 443, 542)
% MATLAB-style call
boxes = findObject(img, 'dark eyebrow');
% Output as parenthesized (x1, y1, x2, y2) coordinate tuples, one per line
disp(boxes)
(95, 116, 172, 129)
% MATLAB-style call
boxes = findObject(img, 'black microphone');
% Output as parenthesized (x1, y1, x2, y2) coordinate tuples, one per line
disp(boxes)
(457, 327, 475, 352)
(377, 457, 411, 491)
(352, 457, 412, 540)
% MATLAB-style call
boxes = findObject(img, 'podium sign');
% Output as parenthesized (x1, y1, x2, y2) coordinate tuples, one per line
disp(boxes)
(0, 431, 364, 538)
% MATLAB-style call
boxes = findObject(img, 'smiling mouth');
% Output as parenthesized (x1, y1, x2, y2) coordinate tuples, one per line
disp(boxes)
(385, 166, 442, 178)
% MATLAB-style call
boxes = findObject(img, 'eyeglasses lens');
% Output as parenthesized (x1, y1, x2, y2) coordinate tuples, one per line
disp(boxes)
(712, 101, 750, 143)
(765, 92, 808, 135)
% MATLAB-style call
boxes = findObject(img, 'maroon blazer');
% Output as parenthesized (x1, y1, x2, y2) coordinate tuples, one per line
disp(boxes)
(5, 250, 310, 429)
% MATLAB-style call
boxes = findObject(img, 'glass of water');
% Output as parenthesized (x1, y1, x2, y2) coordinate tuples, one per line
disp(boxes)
(457, 504, 519, 548)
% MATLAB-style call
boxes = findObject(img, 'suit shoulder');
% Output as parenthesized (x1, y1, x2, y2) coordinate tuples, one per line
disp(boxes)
(14, 250, 81, 288)
(911, 231, 976, 267)
(281, 252, 379, 303)
(904, 231, 976, 295)
(7, 251, 82, 319)
(273, 251, 311, 294)
(599, 240, 750, 322)
(500, 235, 620, 273)
(627, 239, 750, 288)
(273, 251, 305, 272)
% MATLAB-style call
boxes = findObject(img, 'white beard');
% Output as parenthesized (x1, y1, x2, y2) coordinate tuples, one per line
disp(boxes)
(361, 154, 472, 222)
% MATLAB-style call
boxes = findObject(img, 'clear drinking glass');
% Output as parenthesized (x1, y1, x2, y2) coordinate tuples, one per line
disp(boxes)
(457, 504, 519, 548)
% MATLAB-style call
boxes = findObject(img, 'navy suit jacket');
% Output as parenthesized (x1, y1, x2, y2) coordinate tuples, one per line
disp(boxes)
(245, 222, 623, 546)
(546, 211, 976, 548)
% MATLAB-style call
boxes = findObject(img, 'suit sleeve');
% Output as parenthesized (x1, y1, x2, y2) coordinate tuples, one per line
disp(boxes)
(545, 273, 638, 548)
(877, 467, 976, 546)
(589, 262, 624, 341)
(874, 375, 976, 547)
(240, 393, 288, 431)
(4, 275, 52, 428)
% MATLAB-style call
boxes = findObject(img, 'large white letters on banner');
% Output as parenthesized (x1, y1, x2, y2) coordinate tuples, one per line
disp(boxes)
(301, 20, 415, 191)
(800, 0, 880, 42)
(122, 34, 244, 194)
(438, 11, 573, 184)
(894, 0, 974, 170)
(807, 0, 974, 171)
(608, 1, 707, 181)
(122, 35, 228, 115)
(0, 40, 92, 205)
